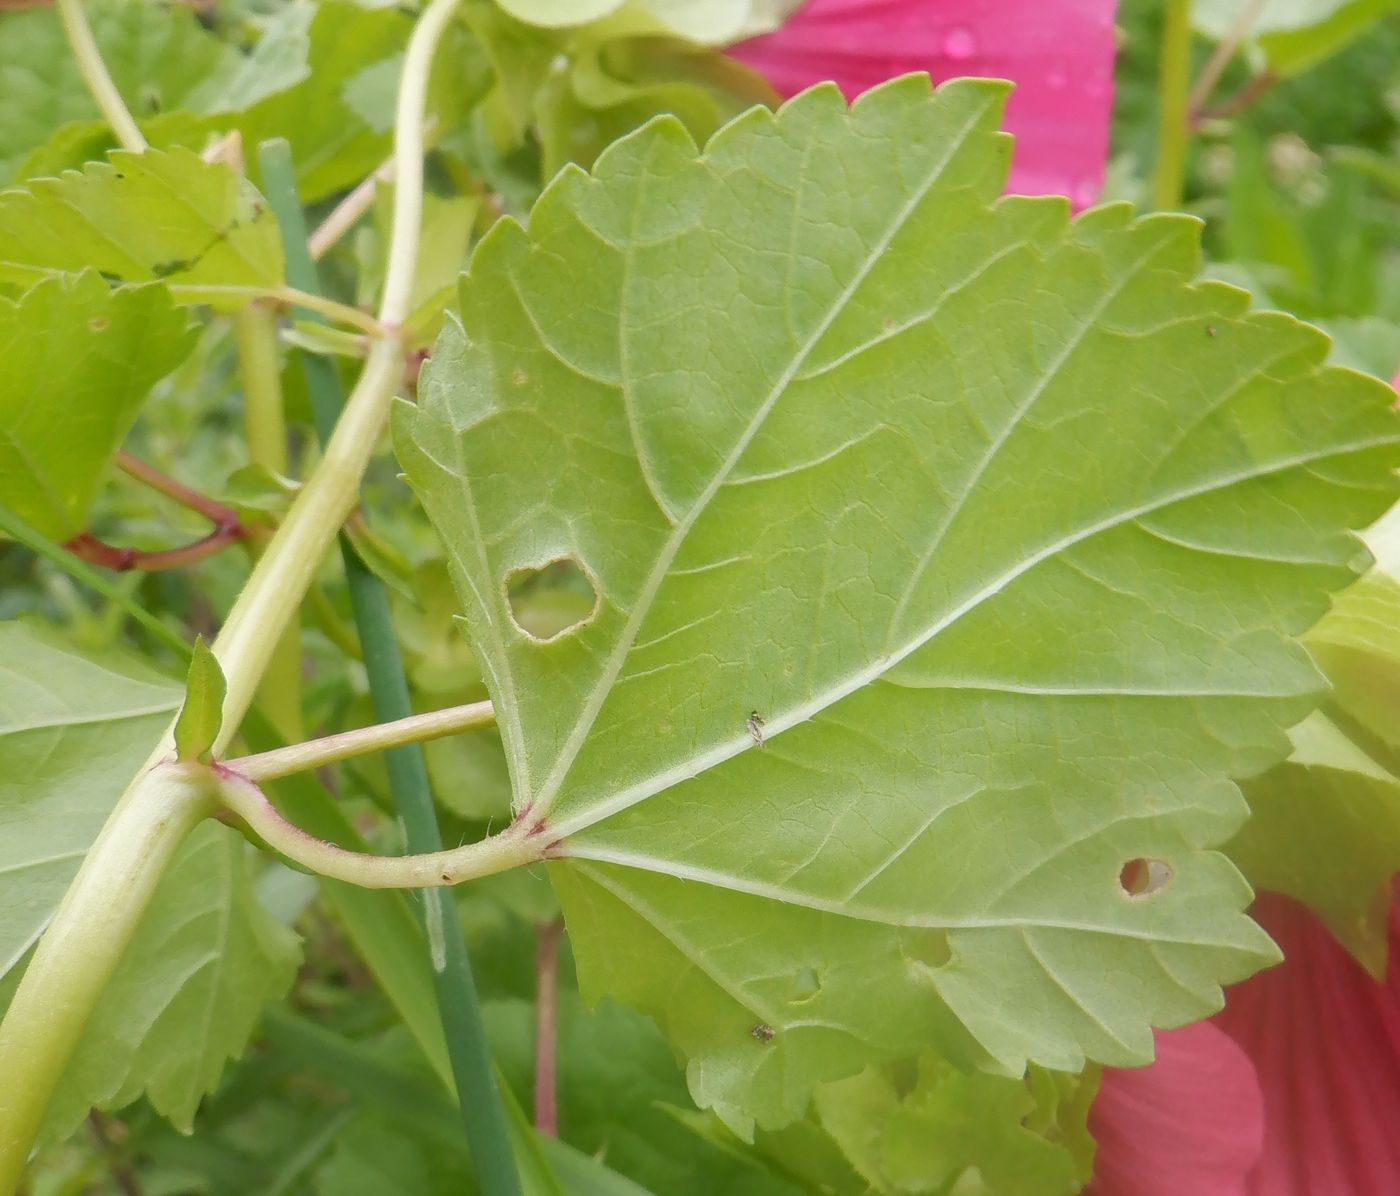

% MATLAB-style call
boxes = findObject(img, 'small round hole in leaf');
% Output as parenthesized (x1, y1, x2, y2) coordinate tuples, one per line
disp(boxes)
(505, 556, 597, 642)
(1119, 857, 1172, 898)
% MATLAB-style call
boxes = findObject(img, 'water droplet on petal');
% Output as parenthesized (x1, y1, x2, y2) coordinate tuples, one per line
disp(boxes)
(942, 26, 977, 61)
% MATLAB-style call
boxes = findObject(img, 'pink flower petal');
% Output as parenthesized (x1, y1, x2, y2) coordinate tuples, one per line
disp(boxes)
(729, 0, 1118, 206)
(1086, 1021, 1264, 1196)
(1212, 890, 1400, 1196)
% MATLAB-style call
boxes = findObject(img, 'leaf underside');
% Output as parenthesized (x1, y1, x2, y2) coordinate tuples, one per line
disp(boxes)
(395, 76, 1400, 1133)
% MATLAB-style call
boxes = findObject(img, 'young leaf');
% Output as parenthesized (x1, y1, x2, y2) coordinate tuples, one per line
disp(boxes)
(34, 822, 300, 1140)
(0, 148, 284, 307)
(1230, 569, 1400, 976)
(396, 78, 1400, 1133)
(810, 1052, 1093, 1195)
(173, 637, 227, 764)
(0, 621, 181, 978)
(0, 272, 195, 539)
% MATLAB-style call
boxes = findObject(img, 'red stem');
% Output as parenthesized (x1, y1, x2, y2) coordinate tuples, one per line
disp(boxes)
(1192, 71, 1278, 127)
(63, 454, 248, 572)
(533, 918, 564, 1137)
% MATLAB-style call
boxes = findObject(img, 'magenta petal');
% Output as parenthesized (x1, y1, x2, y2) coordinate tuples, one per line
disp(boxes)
(1212, 891, 1400, 1196)
(1085, 1022, 1264, 1196)
(728, 0, 1118, 206)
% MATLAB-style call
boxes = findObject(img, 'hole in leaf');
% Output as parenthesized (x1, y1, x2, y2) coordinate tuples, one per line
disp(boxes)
(791, 967, 821, 1003)
(505, 556, 597, 642)
(902, 928, 952, 971)
(1119, 857, 1172, 898)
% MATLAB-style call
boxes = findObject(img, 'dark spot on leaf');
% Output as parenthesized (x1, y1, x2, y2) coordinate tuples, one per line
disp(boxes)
(746, 710, 765, 747)
(749, 1023, 775, 1044)
(1119, 857, 1172, 898)
(1205, 324, 1217, 338)
(511, 367, 529, 388)
(150, 259, 193, 279)
(88, 317, 109, 332)
(505, 555, 597, 642)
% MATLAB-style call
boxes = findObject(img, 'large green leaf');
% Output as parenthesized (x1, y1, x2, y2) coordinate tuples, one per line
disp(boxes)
(396, 78, 1400, 1133)
(37, 822, 300, 1140)
(0, 148, 284, 308)
(0, 272, 195, 539)
(0, 0, 238, 185)
(0, 621, 181, 977)
(1193, 0, 1400, 76)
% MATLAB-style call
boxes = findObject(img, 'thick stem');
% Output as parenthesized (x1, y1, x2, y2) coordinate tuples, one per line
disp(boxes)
(54, 0, 145, 153)
(214, 770, 541, 888)
(0, 767, 213, 1192)
(0, 0, 459, 1179)
(533, 920, 563, 1137)
(1152, 0, 1194, 212)
(228, 701, 495, 782)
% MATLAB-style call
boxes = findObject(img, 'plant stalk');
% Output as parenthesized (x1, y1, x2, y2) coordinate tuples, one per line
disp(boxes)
(1152, 0, 1194, 211)
(234, 301, 304, 741)
(229, 701, 495, 782)
(54, 0, 145, 153)
(260, 106, 528, 1192)
(0, 0, 458, 1181)
(0, 767, 213, 1193)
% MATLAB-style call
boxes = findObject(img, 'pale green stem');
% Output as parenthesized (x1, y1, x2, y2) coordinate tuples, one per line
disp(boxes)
(228, 701, 495, 783)
(234, 302, 304, 742)
(215, 770, 539, 889)
(54, 0, 145, 154)
(169, 286, 386, 337)
(380, 0, 460, 326)
(1152, 0, 1195, 211)
(0, 2, 461, 1183)
(0, 767, 213, 1193)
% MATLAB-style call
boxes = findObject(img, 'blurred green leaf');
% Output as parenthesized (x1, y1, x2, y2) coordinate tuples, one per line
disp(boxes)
(173, 637, 227, 763)
(1194, 0, 1400, 76)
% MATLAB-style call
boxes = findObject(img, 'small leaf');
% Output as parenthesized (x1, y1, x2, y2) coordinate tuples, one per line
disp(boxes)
(396, 78, 1400, 1133)
(0, 147, 284, 307)
(1231, 567, 1400, 976)
(36, 822, 300, 1139)
(0, 272, 196, 539)
(0, 621, 181, 979)
(173, 637, 226, 764)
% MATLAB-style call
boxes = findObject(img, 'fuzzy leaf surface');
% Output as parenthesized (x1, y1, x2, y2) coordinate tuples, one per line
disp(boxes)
(0, 622, 181, 977)
(37, 822, 300, 1139)
(0, 273, 195, 538)
(396, 78, 1400, 1132)
(0, 148, 283, 308)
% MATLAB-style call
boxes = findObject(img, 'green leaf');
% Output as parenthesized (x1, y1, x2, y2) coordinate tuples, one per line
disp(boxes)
(490, 0, 798, 43)
(37, 821, 300, 1139)
(0, 148, 284, 308)
(0, 272, 195, 539)
(229, 1, 417, 203)
(1193, 0, 1400, 76)
(0, 0, 239, 185)
(396, 78, 1400, 1133)
(809, 1053, 1093, 1195)
(1230, 565, 1400, 976)
(173, 637, 227, 764)
(0, 621, 180, 978)
(486, 994, 809, 1196)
